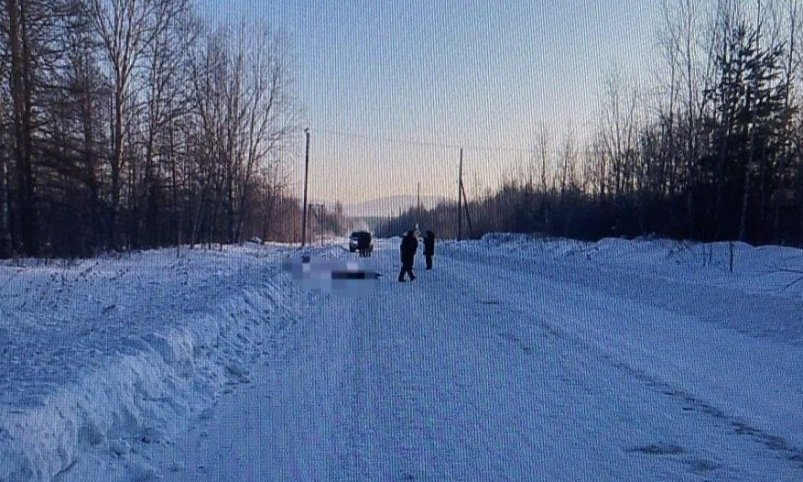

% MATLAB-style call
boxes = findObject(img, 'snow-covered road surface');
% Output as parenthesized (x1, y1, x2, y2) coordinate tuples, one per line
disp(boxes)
(105, 238, 803, 481)
(3, 237, 803, 481)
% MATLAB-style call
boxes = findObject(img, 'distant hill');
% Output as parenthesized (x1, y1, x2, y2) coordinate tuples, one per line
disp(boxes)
(341, 195, 448, 218)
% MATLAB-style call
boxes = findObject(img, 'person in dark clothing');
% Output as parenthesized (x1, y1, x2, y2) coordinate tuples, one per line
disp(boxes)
(357, 232, 372, 257)
(398, 230, 418, 282)
(423, 230, 435, 269)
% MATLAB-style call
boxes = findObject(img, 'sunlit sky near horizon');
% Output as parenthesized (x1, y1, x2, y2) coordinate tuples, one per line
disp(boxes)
(201, 0, 661, 207)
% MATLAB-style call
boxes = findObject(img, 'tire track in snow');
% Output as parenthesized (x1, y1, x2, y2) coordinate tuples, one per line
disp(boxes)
(341, 298, 373, 479)
(103, 242, 803, 481)
(445, 251, 803, 478)
(332, 245, 535, 480)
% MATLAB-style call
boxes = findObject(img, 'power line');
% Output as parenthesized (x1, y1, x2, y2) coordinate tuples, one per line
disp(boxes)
(311, 127, 536, 154)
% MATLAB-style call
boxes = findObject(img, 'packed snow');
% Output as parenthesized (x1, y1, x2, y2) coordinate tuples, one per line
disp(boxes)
(1, 236, 802, 481)
(0, 246, 303, 481)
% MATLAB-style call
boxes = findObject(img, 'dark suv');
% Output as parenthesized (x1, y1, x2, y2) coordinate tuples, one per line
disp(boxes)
(349, 231, 373, 256)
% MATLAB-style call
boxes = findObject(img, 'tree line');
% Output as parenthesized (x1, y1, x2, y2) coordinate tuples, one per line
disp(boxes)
(6, 1, 803, 255)
(383, 0, 803, 246)
(0, 0, 301, 258)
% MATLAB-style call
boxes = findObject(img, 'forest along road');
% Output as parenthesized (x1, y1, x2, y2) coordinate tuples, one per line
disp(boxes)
(135, 240, 803, 482)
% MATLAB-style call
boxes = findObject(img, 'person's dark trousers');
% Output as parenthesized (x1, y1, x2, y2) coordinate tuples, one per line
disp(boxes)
(425, 255, 433, 269)
(398, 262, 415, 281)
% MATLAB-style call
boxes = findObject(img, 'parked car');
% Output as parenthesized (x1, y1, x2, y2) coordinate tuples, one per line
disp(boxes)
(349, 231, 373, 256)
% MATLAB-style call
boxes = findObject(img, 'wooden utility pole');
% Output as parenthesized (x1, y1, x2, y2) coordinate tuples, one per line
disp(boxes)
(301, 128, 310, 247)
(417, 182, 421, 220)
(458, 148, 463, 241)
(461, 181, 474, 237)
(319, 204, 324, 246)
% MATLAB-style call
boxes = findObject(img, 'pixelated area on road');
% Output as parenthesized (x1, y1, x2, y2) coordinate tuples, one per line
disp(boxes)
(281, 255, 380, 296)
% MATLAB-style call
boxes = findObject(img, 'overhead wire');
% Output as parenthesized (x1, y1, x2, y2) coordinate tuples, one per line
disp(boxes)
(309, 127, 535, 154)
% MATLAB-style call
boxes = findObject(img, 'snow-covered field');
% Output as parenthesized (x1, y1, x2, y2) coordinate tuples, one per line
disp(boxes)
(1, 236, 802, 481)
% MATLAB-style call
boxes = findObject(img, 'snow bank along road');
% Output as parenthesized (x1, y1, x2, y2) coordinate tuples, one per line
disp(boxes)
(3, 237, 803, 481)
(0, 246, 301, 482)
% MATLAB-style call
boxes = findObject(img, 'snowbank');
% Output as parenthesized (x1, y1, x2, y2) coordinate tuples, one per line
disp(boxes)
(0, 246, 301, 482)
(469, 233, 803, 300)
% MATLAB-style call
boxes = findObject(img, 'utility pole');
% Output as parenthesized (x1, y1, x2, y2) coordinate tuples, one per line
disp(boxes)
(461, 180, 474, 237)
(317, 204, 324, 246)
(457, 148, 463, 241)
(301, 128, 310, 247)
(417, 182, 421, 221)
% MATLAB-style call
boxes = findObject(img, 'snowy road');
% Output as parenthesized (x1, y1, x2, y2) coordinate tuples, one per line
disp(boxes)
(123, 239, 803, 481)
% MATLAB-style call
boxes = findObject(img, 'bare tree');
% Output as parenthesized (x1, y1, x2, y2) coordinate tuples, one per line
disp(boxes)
(558, 123, 578, 197)
(3, 0, 41, 255)
(661, 0, 724, 235)
(186, 21, 294, 245)
(599, 66, 639, 199)
(531, 122, 551, 194)
(0, 0, 300, 258)
(88, 0, 159, 248)
(133, 0, 193, 247)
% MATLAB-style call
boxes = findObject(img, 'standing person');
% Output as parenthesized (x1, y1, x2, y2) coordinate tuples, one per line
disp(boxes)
(398, 230, 418, 282)
(423, 230, 435, 270)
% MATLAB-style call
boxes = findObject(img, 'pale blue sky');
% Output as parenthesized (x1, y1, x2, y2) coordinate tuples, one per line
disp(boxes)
(201, 0, 661, 205)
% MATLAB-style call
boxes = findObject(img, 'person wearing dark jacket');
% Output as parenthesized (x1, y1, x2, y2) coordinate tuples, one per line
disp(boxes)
(398, 230, 418, 282)
(423, 230, 435, 270)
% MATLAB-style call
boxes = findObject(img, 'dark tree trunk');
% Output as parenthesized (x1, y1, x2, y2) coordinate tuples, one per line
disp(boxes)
(6, 0, 39, 256)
